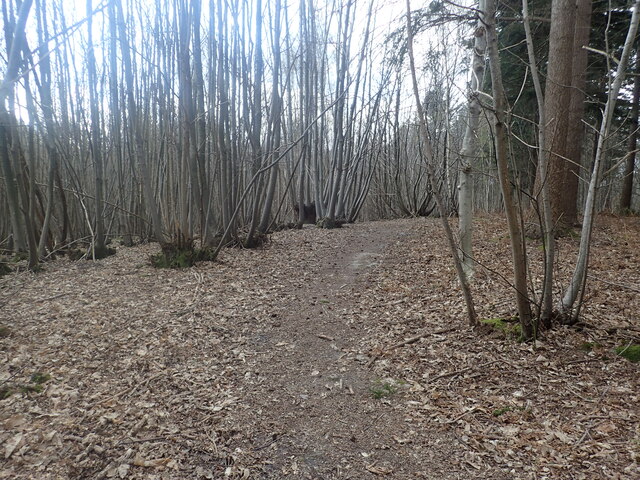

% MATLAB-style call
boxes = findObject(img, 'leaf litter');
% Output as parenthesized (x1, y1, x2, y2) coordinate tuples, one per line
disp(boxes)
(0, 215, 638, 479)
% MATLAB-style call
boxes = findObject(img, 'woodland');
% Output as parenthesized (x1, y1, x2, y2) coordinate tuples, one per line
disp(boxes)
(1, 0, 639, 478)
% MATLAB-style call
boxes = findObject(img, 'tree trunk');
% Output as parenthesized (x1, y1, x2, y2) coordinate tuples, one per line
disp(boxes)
(0, 0, 33, 254)
(86, 0, 106, 255)
(485, 0, 535, 340)
(523, 0, 555, 324)
(458, 0, 487, 278)
(562, 0, 592, 226)
(619, 50, 640, 212)
(536, 0, 576, 233)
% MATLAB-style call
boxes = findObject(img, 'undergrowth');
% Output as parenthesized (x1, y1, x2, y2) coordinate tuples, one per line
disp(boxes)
(151, 244, 216, 268)
(480, 317, 523, 341)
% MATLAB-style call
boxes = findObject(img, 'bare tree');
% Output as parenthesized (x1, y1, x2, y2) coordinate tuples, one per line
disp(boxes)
(405, 0, 478, 327)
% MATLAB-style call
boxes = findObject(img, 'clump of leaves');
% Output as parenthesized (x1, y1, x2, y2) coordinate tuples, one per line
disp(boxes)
(92, 245, 117, 260)
(11, 252, 29, 262)
(615, 344, 640, 363)
(66, 248, 86, 261)
(370, 378, 403, 399)
(481, 317, 522, 341)
(151, 244, 216, 269)
(243, 232, 269, 249)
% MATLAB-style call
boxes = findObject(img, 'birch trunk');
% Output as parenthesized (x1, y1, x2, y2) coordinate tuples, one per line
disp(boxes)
(458, 0, 487, 279)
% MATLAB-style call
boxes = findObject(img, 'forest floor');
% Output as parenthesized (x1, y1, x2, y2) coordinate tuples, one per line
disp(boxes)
(0, 215, 639, 479)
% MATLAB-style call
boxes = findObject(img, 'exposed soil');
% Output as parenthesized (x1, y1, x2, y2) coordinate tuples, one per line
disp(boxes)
(1, 216, 638, 479)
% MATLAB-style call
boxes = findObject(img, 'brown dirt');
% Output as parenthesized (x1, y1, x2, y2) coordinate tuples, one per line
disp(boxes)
(0, 216, 638, 479)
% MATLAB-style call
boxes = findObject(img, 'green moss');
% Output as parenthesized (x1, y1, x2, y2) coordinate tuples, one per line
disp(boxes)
(30, 372, 51, 385)
(20, 384, 43, 394)
(493, 406, 513, 417)
(615, 344, 640, 363)
(579, 341, 601, 352)
(481, 317, 522, 340)
(492, 405, 526, 417)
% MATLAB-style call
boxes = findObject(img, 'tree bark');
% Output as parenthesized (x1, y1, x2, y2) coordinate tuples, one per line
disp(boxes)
(536, 0, 577, 232)
(562, 0, 592, 226)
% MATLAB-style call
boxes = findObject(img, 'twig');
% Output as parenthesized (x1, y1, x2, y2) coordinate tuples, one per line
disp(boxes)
(34, 292, 72, 303)
(586, 274, 640, 293)
(389, 327, 457, 349)
(447, 406, 480, 424)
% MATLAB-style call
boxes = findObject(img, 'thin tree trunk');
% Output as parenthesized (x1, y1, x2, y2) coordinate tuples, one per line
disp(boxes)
(86, 0, 106, 255)
(258, 0, 283, 233)
(485, 0, 534, 339)
(115, 0, 165, 244)
(405, 0, 477, 327)
(523, 0, 554, 325)
(458, 0, 487, 278)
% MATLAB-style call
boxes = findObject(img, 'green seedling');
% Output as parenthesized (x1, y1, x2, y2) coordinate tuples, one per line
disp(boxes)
(369, 378, 403, 399)
(492, 405, 526, 417)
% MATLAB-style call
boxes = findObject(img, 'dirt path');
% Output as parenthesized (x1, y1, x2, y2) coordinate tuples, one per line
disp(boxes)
(222, 222, 459, 479)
